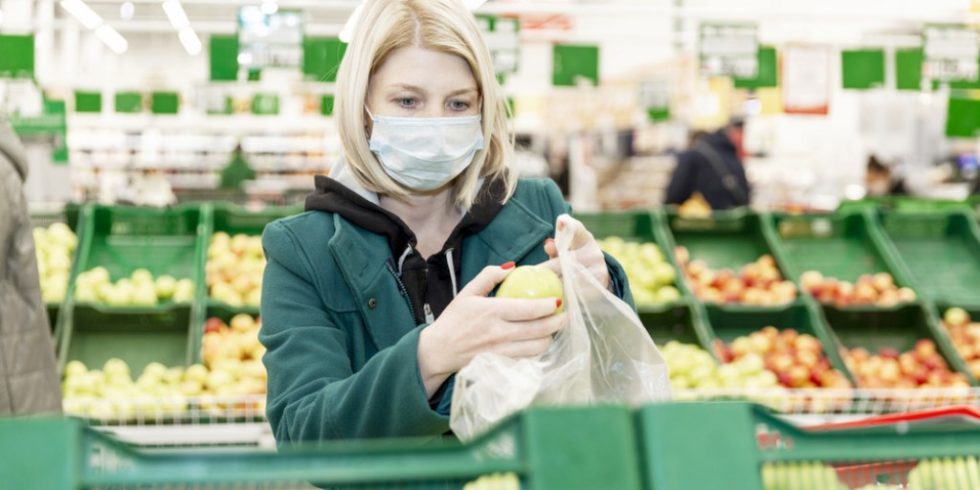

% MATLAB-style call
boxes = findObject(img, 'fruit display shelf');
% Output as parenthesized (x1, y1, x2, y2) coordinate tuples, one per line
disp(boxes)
(821, 303, 978, 387)
(663, 208, 800, 309)
(876, 210, 980, 309)
(640, 402, 980, 490)
(770, 210, 917, 309)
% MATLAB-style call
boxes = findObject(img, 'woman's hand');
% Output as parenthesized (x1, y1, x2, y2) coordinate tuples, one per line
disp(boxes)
(417, 263, 566, 398)
(543, 214, 611, 290)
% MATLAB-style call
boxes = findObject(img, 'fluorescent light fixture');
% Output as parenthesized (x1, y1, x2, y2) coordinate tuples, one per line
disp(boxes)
(95, 25, 128, 54)
(162, 0, 189, 29)
(60, 0, 103, 30)
(178, 26, 202, 56)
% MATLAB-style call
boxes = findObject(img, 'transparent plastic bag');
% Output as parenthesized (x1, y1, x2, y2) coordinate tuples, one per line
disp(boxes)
(450, 215, 672, 440)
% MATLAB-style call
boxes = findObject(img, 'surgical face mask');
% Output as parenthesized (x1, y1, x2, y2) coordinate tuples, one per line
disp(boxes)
(367, 109, 485, 191)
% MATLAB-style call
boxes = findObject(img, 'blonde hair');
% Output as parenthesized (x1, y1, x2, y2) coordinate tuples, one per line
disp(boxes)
(334, 0, 516, 210)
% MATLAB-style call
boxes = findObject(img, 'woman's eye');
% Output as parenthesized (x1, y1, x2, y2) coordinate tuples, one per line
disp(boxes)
(397, 97, 417, 108)
(449, 100, 471, 111)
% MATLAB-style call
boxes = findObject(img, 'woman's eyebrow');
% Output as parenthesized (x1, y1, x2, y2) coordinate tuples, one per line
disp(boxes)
(446, 88, 478, 96)
(388, 83, 426, 93)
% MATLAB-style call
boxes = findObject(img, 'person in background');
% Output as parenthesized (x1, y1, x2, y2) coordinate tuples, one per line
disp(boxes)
(664, 119, 751, 210)
(220, 144, 257, 191)
(865, 155, 908, 197)
(0, 117, 62, 415)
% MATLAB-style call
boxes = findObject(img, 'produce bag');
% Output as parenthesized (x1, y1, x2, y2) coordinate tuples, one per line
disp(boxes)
(450, 216, 672, 440)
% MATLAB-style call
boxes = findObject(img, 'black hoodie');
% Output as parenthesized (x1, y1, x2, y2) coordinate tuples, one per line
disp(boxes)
(305, 175, 507, 326)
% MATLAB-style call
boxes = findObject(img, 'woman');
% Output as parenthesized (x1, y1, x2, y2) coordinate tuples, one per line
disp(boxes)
(260, 0, 632, 442)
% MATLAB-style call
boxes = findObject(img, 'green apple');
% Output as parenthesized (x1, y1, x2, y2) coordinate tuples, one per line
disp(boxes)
(64, 360, 88, 378)
(173, 279, 196, 303)
(130, 284, 159, 306)
(155, 275, 177, 300)
(163, 367, 184, 385)
(142, 362, 168, 380)
(130, 268, 154, 286)
(185, 364, 209, 384)
(496, 265, 564, 313)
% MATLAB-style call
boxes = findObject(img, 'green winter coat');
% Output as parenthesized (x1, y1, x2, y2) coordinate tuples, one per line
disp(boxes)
(259, 178, 632, 443)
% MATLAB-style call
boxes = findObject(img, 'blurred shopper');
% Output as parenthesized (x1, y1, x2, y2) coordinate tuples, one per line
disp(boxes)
(665, 119, 751, 210)
(220, 144, 257, 191)
(0, 117, 62, 415)
(865, 155, 908, 197)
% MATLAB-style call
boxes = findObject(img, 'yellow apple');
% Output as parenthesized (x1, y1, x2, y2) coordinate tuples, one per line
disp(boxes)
(496, 265, 564, 313)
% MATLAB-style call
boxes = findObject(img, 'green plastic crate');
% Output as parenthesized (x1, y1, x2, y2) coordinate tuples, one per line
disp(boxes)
(640, 301, 706, 347)
(638, 402, 980, 490)
(770, 210, 912, 288)
(663, 209, 799, 310)
(876, 210, 980, 308)
(60, 204, 208, 373)
(702, 303, 854, 385)
(210, 202, 301, 236)
(0, 406, 644, 490)
(820, 303, 976, 386)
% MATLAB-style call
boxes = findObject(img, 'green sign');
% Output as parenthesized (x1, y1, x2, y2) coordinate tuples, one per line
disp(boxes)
(151, 92, 180, 114)
(923, 25, 979, 82)
(320, 95, 335, 116)
(0, 35, 34, 79)
(895, 48, 924, 91)
(552, 44, 599, 87)
(841, 49, 886, 90)
(115, 92, 143, 113)
(700, 23, 758, 78)
(74, 91, 102, 113)
(251, 94, 280, 115)
(303, 37, 347, 82)
(734, 46, 778, 89)
(10, 99, 68, 164)
(946, 96, 980, 137)
(209, 35, 240, 82)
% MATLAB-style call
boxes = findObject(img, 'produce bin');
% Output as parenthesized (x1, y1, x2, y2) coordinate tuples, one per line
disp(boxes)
(60, 204, 208, 372)
(0, 406, 644, 490)
(769, 210, 911, 288)
(30, 203, 84, 338)
(663, 209, 799, 310)
(820, 303, 976, 386)
(639, 301, 707, 347)
(703, 303, 853, 384)
(876, 210, 980, 308)
(638, 402, 980, 490)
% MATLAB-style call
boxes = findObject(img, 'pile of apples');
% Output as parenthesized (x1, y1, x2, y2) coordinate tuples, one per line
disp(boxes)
(33, 222, 77, 304)
(202, 314, 267, 387)
(842, 340, 970, 389)
(941, 307, 980, 379)
(717, 327, 852, 389)
(75, 267, 195, 306)
(662, 340, 781, 391)
(675, 248, 797, 306)
(597, 237, 681, 306)
(207, 232, 265, 307)
(61, 356, 265, 419)
(800, 271, 916, 308)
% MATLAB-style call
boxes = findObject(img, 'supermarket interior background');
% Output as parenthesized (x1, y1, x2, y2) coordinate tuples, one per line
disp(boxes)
(2, 0, 980, 488)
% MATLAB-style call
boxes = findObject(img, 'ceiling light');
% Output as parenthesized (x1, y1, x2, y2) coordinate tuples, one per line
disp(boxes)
(261, 0, 278, 15)
(120, 2, 135, 21)
(95, 25, 128, 54)
(178, 26, 202, 56)
(60, 0, 102, 30)
(162, 0, 189, 30)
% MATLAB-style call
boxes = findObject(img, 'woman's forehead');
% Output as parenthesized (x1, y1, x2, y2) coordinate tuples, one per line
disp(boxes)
(373, 46, 477, 93)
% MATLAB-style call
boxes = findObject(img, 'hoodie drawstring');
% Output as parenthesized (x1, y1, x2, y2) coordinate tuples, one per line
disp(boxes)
(446, 248, 458, 297)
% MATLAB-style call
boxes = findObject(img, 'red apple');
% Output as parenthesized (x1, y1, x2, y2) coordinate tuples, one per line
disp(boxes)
(878, 348, 900, 360)
(787, 365, 810, 388)
(914, 339, 937, 360)
(205, 318, 225, 335)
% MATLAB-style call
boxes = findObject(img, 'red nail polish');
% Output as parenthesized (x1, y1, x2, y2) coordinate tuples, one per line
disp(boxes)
(556, 298, 563, 308)
(545, 238, 555, 246)
(501, 261, 516, 270)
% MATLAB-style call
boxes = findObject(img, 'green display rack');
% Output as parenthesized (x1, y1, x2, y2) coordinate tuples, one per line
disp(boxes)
(819, 303, 977, 386)
(769, 210, 914, 291)
(875, 210, 980, 308)
(0, 405, 643, 490)
(702, 303, 854, 384)
(59, 204, 209, 373)
(639, 402, 980, 490)
(662, 209, 798, 311)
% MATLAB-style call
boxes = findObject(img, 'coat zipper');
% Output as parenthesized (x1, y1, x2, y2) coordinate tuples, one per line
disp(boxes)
(385, 259, 417, 323)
